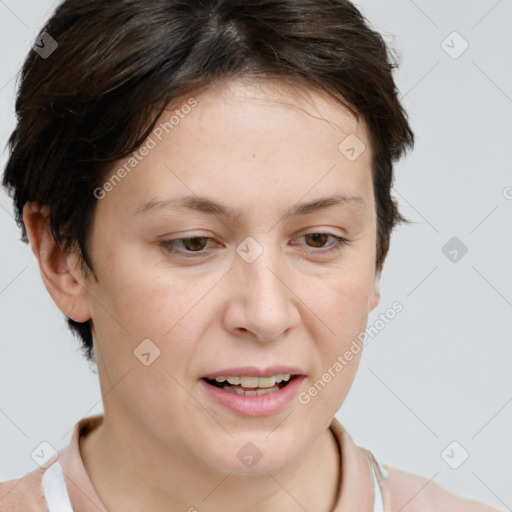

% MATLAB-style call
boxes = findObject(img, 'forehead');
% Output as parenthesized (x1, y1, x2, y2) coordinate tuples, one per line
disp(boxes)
(98, 76, 375, 225)
(190, 75, 366, 145)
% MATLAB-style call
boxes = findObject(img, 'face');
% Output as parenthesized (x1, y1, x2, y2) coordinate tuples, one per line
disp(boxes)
(81, 76, 380, 474)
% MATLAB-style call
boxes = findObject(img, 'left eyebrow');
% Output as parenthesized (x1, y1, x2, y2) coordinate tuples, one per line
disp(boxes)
(133, 193, 367, 221)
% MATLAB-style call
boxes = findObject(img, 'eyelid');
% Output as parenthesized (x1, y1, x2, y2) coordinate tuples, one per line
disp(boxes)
(292, 232, 348, 253)
(159, 235, 219, 257)
(159, 230, 348, 257)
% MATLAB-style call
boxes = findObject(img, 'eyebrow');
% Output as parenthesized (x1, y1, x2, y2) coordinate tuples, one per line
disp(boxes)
(134, 193, 366, 221)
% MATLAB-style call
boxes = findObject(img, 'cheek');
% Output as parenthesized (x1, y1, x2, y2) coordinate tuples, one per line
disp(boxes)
(88, 255, 209, 391)
(311, 260, 376, 378)
(322, 265, 376, 329)
(90, 250, 186, 338)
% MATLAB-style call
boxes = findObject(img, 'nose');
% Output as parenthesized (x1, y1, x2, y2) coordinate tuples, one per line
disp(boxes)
(222, 237, 301, 343)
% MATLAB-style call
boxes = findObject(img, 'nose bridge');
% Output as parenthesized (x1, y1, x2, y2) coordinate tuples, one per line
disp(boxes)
(239, 234, 287, 303)
(231, 233, 298, 340)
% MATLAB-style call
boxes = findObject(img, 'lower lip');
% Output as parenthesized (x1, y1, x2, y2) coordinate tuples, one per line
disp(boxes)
(199, 376, 306, 417)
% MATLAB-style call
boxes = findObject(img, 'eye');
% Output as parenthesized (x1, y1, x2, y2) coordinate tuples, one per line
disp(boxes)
(294, 232, 348, 254)
(160, 236, 216, 257)
(159, 232, 348, 258)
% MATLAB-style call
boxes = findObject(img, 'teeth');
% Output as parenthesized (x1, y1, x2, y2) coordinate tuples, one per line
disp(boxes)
(223, 384, 280, 396)
(215, 373, 291, 388)
(255, 386, 279, 396)
(256, 376, 275, 388)
(213, 374, 292, 388)
(240, 376, 259, 388)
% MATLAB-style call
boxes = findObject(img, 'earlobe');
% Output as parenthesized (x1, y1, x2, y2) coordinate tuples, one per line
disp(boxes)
(369, 271, 381, 312)
(22, 202, 91, 323)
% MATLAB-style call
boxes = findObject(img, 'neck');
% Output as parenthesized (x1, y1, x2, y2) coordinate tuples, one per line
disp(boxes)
(80, 412, 341, 512)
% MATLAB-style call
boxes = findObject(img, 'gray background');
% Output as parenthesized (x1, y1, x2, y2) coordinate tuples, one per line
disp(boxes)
(1, 1, 511, 509)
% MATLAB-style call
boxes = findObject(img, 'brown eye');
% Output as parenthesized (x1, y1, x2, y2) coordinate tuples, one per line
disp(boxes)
(180, 237, 209, 251)
(304, 233, 331, 248)
(160, 236, 214, 256)
(298, 232, 347, 253)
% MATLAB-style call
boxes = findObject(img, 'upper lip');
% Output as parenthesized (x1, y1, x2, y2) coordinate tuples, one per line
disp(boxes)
(201, 366, 305, 379)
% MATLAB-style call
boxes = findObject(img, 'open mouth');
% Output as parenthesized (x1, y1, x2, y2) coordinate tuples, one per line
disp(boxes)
(202, 374, 299, 396)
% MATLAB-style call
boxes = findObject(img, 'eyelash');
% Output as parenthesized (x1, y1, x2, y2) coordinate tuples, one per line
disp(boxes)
(160, 232, 348, 258)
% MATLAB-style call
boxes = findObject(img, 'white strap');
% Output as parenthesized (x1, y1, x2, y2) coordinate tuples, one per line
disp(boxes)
(370, 458, 385, 512)
(42, 462, 75, 512)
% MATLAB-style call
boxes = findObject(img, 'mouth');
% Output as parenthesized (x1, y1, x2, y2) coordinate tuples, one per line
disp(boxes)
(202, 374, 299, 396)
(199, 368, 306, 416)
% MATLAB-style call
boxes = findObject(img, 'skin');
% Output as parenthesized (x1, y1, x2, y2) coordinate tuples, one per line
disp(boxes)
(23, 76, 381, 512)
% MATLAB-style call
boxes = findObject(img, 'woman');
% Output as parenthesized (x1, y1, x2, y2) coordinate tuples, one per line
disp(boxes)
(0, 0, 502, 510)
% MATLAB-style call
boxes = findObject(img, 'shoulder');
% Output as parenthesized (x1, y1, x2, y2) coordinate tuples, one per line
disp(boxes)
(0, 414, 103, 512)
(384, 463, 503, 512)
(0, 466, 47, 512)
(329, 419, 501, 512)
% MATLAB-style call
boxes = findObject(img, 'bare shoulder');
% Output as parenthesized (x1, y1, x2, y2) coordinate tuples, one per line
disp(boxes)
(0, 468, 47, 512)
(384, 464, 503, 512)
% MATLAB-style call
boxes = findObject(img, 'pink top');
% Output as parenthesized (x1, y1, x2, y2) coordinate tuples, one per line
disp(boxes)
(0, 414, 501, 511)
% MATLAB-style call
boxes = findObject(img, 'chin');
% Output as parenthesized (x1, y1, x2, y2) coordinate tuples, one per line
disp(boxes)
(204, 436, 301, 476)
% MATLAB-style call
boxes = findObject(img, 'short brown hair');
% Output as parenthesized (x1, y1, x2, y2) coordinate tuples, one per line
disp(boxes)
(2, 0, 414, 361)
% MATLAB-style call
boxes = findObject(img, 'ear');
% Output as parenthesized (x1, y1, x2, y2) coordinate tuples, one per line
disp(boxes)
(368, 270, 381, 312)
(22, 202, 91, 323)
